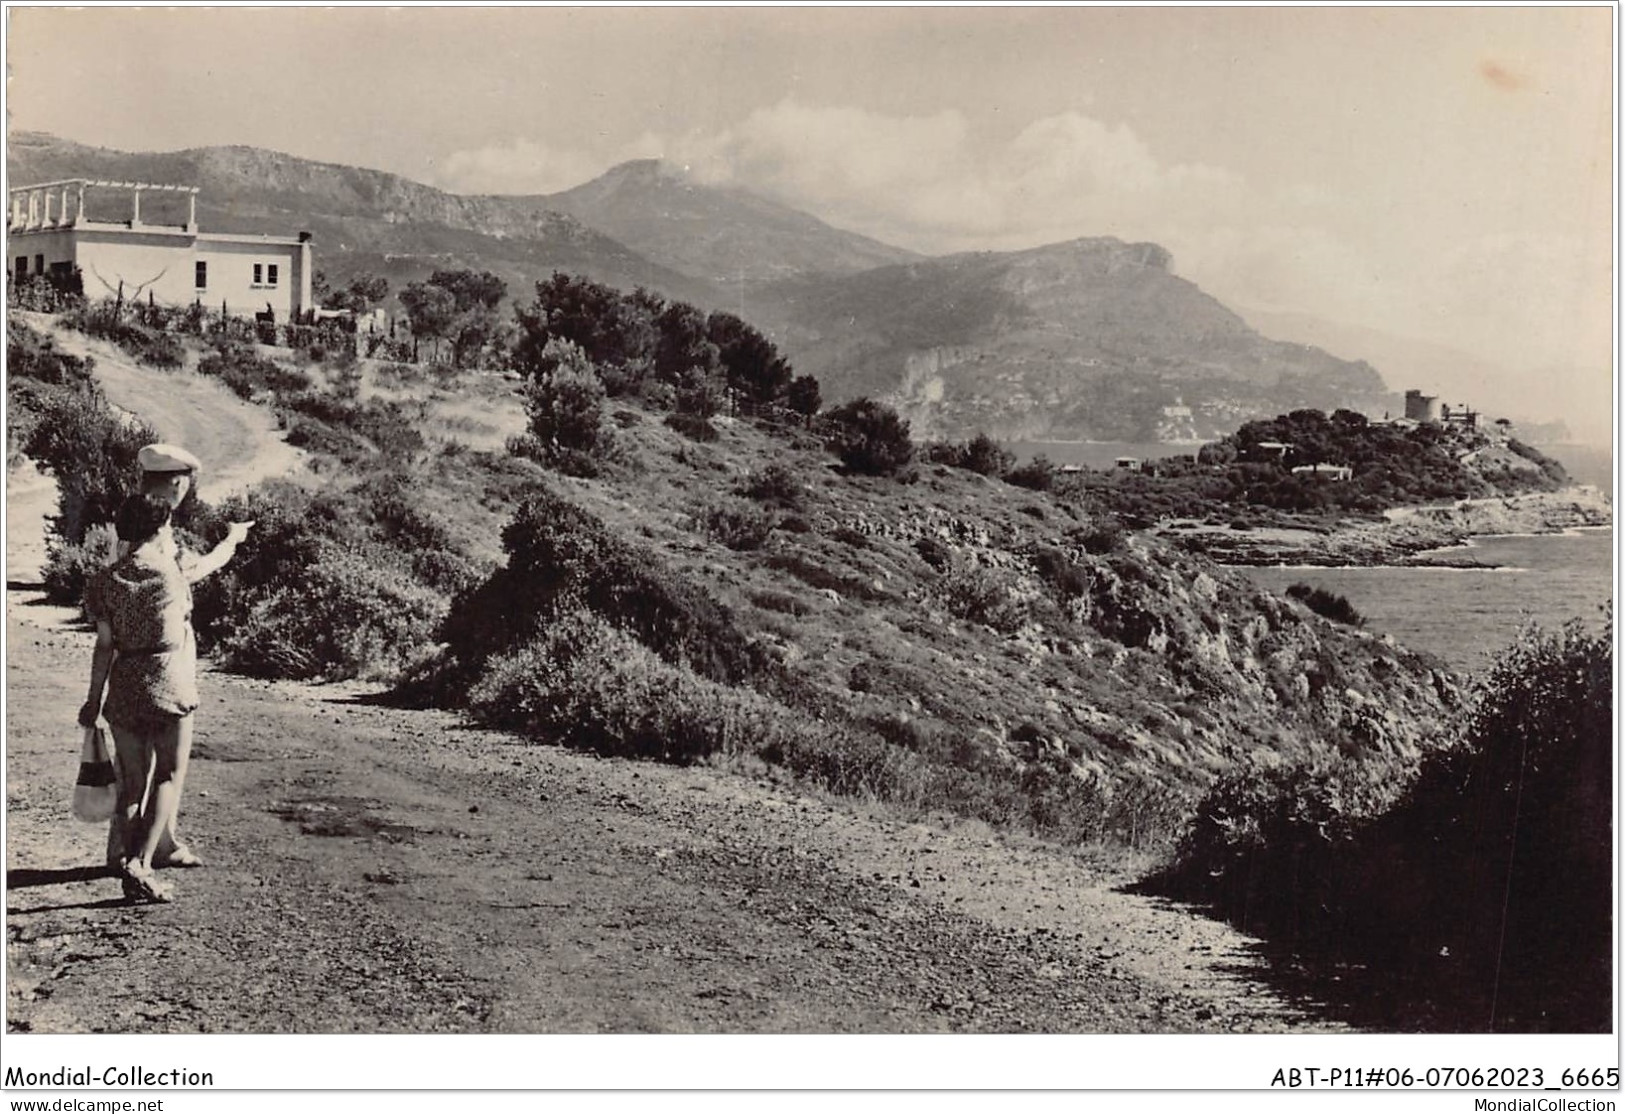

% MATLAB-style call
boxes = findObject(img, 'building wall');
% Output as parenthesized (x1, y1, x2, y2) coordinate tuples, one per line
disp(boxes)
(7, 228, 79, 281)
(195, 238, 308, 318)
(1404, 390, 1442, 423)
(8, 226, 310, 318)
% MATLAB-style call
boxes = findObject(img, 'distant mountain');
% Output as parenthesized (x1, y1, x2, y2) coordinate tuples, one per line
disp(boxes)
(11, 133, 1393, 441)
(749, 238, 1390, 441)
(541, 159, 920, 285)
(6, 132, 718, 308)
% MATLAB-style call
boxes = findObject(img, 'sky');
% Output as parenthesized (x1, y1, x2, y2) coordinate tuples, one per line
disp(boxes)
(4, 5, 1616, 439)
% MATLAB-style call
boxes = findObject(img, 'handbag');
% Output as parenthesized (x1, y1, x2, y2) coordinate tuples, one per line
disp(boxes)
(71, 723, 118, 823)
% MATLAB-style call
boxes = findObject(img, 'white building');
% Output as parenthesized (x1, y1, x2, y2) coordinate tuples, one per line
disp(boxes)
(8, 179, 313, 319)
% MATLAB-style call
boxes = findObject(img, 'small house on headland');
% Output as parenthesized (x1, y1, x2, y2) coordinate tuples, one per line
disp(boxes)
(1291, 462, 1354, 482)
(7, 179, 313, 319)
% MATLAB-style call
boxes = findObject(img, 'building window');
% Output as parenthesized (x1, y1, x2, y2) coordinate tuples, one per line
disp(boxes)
(266, 263, 279, 287)
(252, 263, 263, 286)
(15, 256, 26, 278)
(195, 261, 208, 290)
(34, 254, 44, 274)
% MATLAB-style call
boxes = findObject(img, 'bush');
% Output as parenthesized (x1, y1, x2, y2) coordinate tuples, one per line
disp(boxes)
(442, 490, 770, 688)
(518, 338, 609, 462)
(936, 564, 1033, 634)
(926, 432, 1013, 477)
(905, 538, 948, 573)
(212, 543, 447, 681)
(41, 522, 119, 605)
(699, 500, 775, 551)
(19, 382, 158, 544)
(738, 462, 805, 510)
(664, 412, 719, 442)
(1286, 583, 1365, 626)
(284, 394, 425, 463)
(1159, 616, 1612, 1030)
(821, 398, 914, 476)
(1005, 455, 1058, 491)
(469, 610, 822, 766)
(63, 299, 185, 368)
(1075, 516, 1128, 556)
(198, 343, 311, 399)
(1030, 546, 1092, 601)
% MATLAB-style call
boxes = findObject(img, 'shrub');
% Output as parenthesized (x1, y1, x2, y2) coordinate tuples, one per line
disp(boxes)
(762, 550, 888, 602)
(664, 412, 719, 442)
(8, 323, 95, 388)
(19, 383, 158, 544)
(1005, 455, 1058, 492)
(518, 338, 609, 460)
(821, 398, 914, 476)
(1286, 583, 1365, 626)
(1030, 546, 1092, 601)
(699, 499, 775, 551)
(469, 610, 816, 766)
(748, 588, 813, 617)
(212, 543, 447, 681)
(1075, 516, 1128, 556)
(41, 522, 119, 605)
(442, 490, 769, 688)
(738, 462, 806, 510)
(134, 330, 185, 369)
(1159, 616, 1612, 1031)
(913, 536, 953, 571)
(62, 299, 184, 368)
(962, 433, 1015, 476)
(936, 564, 1032, 634)
(284, 394, 424, 462)
(198, 343, 311, 399)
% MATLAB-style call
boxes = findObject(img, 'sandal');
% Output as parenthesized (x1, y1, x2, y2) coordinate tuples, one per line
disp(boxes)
(157, 843, 204, 869)
(122, 860, 174, 904)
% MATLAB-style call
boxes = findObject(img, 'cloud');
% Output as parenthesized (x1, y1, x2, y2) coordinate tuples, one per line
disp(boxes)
(426, 138, 611, 196)
(424, 99, 1609, 423)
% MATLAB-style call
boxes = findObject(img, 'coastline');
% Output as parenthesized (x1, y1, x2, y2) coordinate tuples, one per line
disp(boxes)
(1163, 487, 1613, 569)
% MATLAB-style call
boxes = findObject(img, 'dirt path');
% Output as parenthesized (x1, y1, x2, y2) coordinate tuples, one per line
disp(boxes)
(4, 323, 1346, 1035)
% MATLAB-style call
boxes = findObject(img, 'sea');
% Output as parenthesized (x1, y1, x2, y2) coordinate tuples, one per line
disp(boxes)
(1011, 440, 1615, 675)
(1237, 528, 1614, 675)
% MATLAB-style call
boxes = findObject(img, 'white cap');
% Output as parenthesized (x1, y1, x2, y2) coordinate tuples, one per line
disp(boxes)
(137, 443, 202, 473)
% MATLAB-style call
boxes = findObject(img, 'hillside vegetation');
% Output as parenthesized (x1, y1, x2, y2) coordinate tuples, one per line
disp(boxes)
(11, 291, 1458, 855)
(10, 262, 1607, 1030)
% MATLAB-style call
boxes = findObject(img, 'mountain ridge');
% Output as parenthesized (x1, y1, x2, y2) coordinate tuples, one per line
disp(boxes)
(10, 132, 1393, 440)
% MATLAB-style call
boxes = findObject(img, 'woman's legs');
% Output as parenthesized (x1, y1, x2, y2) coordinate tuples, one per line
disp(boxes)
(108, 723, 153, 865)
(155, 716, 197, 865)
(136, 716, 192, 870)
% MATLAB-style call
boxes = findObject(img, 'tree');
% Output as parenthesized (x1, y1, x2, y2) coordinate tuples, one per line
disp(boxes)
(399, 271, 507, 367)
(707, 311, 792, 413)
(432, 270, 507, 368)
(654, 303, 719, 387)
(822, 398, 914, 476)
(514, 272, 656, 386)
(962, 433, 1014, 477)
(398, 282, 456, 363)
(786, 375, 822, 418)
(518, 338, 607, 460)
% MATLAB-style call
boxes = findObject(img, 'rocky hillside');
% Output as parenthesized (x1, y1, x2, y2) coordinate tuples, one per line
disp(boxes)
(750, 238, 1391, 441)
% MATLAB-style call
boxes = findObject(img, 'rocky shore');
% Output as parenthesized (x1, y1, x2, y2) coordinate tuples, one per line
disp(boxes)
(1163, 486, 1613, 568)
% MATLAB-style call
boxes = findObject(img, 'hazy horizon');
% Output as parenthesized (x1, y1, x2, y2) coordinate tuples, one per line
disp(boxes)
(6, 6, 1614, 441)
